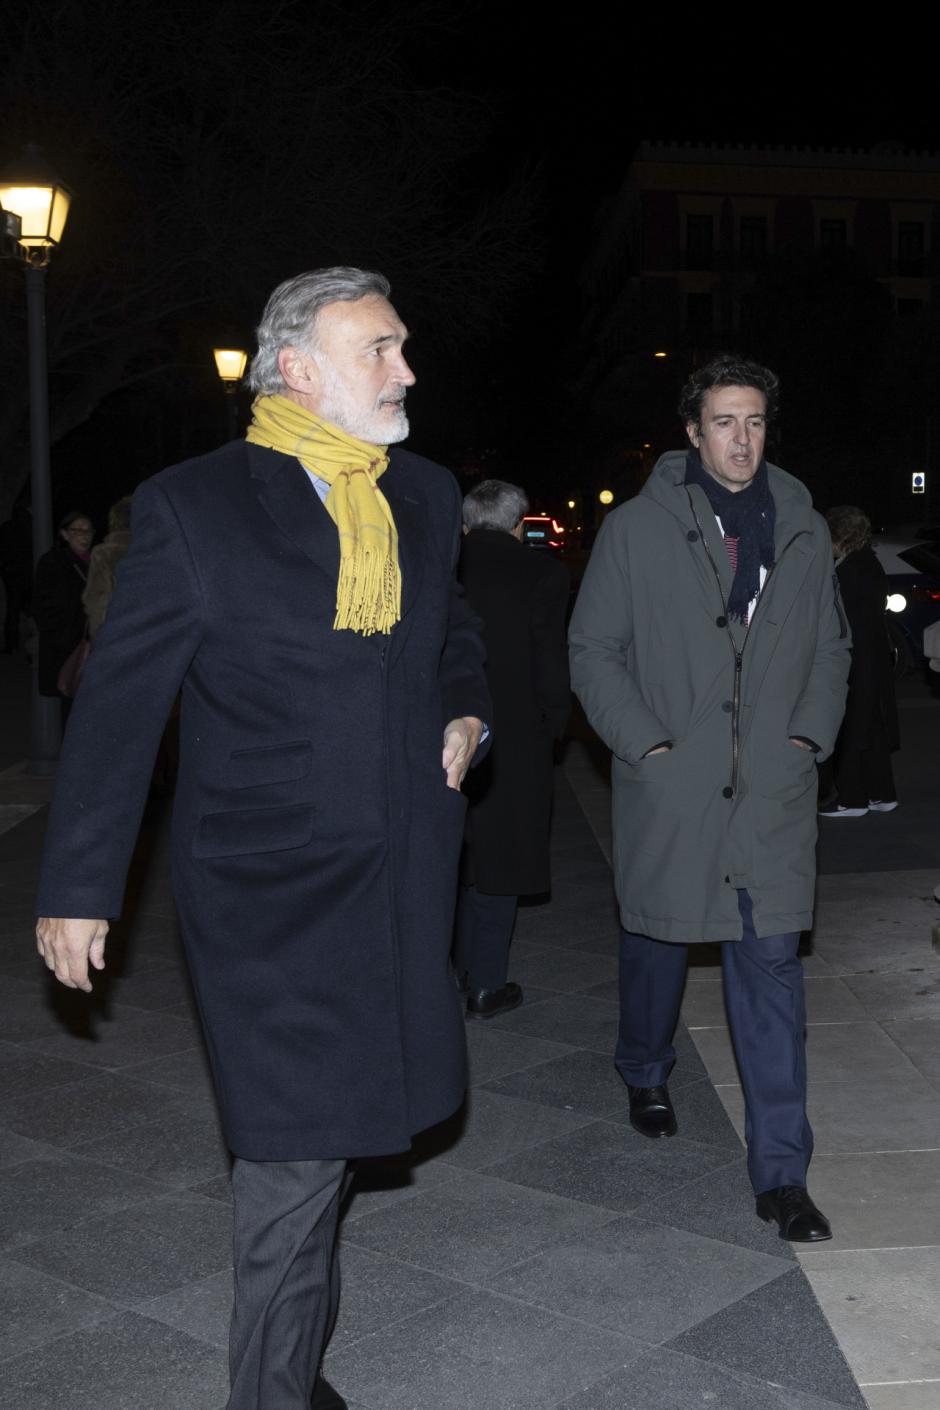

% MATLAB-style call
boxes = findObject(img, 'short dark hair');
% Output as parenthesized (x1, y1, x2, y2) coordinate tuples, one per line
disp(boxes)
(678, 355, 780, 432)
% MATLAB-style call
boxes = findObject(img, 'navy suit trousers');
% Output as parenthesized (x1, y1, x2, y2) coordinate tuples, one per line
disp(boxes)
(615, 889, 813, 1193)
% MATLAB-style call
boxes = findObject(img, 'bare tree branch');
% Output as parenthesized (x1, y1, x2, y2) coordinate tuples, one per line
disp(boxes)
(0, 0, 540, 515)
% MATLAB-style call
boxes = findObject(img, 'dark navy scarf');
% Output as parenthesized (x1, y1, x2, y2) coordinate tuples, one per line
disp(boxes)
(685, 449, 776, 622)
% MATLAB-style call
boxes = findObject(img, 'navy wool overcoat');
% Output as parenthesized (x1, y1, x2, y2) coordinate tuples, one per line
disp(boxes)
(36, 441, 491, 1160)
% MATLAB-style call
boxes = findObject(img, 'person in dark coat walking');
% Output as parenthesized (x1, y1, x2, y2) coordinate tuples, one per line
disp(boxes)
(818, 505, 899, 817)
(454, 480, 570, 1017)
(34, 268, 489, 1410)
(32, 509, 94, 697)
(570, 356, 849, 1244)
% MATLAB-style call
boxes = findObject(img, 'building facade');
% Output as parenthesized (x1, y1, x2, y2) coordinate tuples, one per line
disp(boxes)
(578, 141, 940, 516)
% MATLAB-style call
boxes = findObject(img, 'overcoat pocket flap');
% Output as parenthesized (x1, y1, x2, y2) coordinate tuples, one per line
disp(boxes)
(230, 740, 313, 788)
(193, 803, 315, 858)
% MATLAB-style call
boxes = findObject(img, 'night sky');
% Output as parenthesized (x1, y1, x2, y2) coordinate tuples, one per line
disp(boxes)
(4, 4, 939, 522)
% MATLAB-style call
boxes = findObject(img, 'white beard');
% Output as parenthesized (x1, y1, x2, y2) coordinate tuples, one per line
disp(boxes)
(315, 361, 409, 445)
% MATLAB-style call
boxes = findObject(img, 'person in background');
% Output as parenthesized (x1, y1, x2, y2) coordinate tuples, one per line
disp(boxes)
(454, 479, 570, 1018)
(818, 505, 899, 817)
(33, 510, 94, 709)
(83, 495, 134, 638)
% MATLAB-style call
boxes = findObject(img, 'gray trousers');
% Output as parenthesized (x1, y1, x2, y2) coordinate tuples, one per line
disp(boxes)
(227, 1156, 348, 1410)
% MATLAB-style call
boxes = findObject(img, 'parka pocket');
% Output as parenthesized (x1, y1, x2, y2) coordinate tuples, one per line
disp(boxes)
(633, 741, 682, 774)
(754, 738, 816, 801)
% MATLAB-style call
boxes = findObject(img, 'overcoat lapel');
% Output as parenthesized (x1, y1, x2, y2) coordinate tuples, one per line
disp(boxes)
(248, 443, 427, 647)
(248, 442, 340, 588)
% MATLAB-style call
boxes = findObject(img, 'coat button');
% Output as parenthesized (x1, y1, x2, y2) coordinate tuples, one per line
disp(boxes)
(686, 530, 699, 542)
(722, 786, 733, 798)
(716, 615, 727, 628)
(722, 700, 732, 713)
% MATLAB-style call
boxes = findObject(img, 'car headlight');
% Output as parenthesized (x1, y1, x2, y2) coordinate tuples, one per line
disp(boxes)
(886, 593, 907, 613)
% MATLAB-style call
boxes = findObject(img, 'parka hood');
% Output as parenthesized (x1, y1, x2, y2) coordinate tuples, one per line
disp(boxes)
(642, 449, 812, 514)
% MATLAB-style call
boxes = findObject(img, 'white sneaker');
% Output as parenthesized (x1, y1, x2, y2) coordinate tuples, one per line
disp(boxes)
(868, 800, 899, 812)
(818, 802, 868, 817)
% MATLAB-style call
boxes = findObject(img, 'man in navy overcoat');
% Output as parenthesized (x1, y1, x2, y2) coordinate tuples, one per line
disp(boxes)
(35, 267, 490, 1410)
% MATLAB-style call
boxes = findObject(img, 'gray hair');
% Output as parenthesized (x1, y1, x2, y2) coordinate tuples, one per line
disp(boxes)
(463, 479, 530, 533)
(248, 267, 392, 395)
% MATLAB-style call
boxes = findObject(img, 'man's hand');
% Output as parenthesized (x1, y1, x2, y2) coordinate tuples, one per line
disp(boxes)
(36, 917, 109, 992)
(442, 716, 484, 791)
(788, 737, 814, 751)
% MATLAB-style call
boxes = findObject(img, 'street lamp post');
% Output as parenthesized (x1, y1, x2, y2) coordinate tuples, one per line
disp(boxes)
(0, 146, 73, 775)
(213, 348, 248, 441)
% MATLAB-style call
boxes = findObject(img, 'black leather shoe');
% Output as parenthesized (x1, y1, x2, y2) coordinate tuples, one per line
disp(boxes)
(466, 982, 523, 1019)
(756, 1185, 832, 1242)
(626, 1084, 677, 1138)
(311, 1373, 348, 1409)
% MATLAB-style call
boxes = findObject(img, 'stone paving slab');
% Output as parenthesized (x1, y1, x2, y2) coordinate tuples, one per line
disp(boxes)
(482, 1214, 791, 1342)
(559, 1346, 861, 1410)
(667, 1267, 867, 1407)
(799, 1247, 940, 1389)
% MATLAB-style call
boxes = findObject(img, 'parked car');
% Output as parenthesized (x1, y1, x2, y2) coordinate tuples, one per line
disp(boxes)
(872, 536, 940, 675)
(521, 515, 566, 552)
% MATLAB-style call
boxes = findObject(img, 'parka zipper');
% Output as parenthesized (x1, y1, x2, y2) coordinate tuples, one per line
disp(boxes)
(684, 490, 804, 800)
(731, 650, 743, 794)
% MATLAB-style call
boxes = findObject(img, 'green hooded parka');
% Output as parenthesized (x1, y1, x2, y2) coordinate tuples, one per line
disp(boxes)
(569, 451, 851, 943)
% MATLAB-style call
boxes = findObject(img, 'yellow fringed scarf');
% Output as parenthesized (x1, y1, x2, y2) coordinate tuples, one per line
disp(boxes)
(246, 394, 401, 636)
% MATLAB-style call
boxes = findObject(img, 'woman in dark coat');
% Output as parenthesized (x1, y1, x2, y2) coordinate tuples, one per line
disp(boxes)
(33, 510, 94, 700)
(454, 479, 571, 1017)
(819, 505, 899, 816)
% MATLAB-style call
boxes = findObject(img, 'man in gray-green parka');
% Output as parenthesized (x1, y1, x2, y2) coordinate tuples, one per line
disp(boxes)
(569, 355, 850, 1243)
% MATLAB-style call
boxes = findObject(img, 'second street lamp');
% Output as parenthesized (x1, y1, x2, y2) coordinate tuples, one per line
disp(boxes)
(213, 348, 248, 441)
(0, 145, 74, 775)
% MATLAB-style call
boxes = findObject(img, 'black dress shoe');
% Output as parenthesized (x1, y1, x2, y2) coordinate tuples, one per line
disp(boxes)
(466, 982, 523, 1019)
(756, 1185, 832, 1242)
(626, 1084, 677, 1138)
(311, 1373, 348, 1409)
